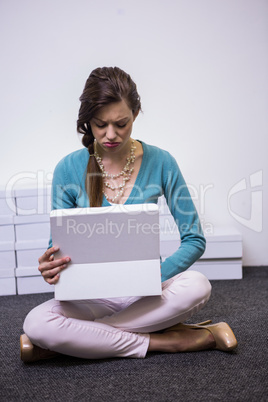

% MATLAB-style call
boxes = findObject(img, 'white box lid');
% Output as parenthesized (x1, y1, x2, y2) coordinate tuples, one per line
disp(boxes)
(14, 214, 50, 224)
(0, 268, 15, 278)
(15, 187, 51, 198)
(0, 187, 15, 199)
(0, 215, 14, 225)
(16, 266, 41, 277)
(15, 239, 48, 250)
(0, 241, 15, 251)
(205, 227, 242, 242)
(194, 258, 242, 266)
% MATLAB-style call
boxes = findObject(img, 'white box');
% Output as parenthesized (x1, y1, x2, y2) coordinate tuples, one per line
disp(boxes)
(51, 204, 162, 300)
(0, 198, 16, 215)
(202, 227, 242, 259)
(15, 187, 51, 216)
(15, 222, 50, 242)
(0, 215, 14, 225)
(0, 189, 16, 216)
(16, 248, 44, 267)
(55, 260, 161, 300)
(0, 241, 16, 269)
(190, 259, 243, 280)
(16, 265, 53, 295)
(160, 227, 242, 260)
(16, 276, 54, 295)
(14, 187, 51, 198)
(14, 214, 50, 225)
(0, 224, 15, 242)
(0, 268, 15, 278)
(160, 226, 243, 280)
(15, 239, 48, 267)
(0, 213, 15, 242)
(14, 215, 50, 242)
(16, 266, 41, 277)
(0, 250, 16, 269)
(0, 277, 16, 296)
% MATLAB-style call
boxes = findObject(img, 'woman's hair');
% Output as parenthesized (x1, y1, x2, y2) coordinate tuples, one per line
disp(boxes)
(77, 66, 142, 207)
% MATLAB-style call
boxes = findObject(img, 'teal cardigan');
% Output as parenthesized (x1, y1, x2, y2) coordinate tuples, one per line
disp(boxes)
(49, 141, 206, 282)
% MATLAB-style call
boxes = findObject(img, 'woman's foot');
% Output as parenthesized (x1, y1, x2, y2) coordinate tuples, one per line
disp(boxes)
(148, 321, 237, 353)
(20, 334, 60, 363)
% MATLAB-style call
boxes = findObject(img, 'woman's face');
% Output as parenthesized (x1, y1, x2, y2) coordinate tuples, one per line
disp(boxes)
(90, 100, 138, 156)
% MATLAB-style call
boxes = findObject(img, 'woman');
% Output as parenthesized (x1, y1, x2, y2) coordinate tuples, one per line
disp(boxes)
(20, 67, 237, 362)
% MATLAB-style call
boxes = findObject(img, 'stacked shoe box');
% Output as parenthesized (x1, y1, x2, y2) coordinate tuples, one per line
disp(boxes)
(0, 190, 17, 295)
(14, 188, 54, 294)
(158, 196, 243, 279)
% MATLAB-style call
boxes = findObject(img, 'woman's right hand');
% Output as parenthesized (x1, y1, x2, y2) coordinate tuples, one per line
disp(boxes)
(38, 246, 71, 285)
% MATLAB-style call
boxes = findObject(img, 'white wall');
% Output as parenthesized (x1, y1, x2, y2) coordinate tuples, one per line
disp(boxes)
(0, 0, 267, 266)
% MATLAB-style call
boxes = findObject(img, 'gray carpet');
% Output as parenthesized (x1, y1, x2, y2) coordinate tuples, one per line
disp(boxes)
(0, 267, 267, 402)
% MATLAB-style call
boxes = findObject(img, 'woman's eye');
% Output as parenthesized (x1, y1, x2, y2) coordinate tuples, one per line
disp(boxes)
(94, 121, 127, 128)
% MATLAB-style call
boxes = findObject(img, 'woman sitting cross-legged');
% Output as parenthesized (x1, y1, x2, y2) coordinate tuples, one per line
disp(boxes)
(20, 66, 237, 363)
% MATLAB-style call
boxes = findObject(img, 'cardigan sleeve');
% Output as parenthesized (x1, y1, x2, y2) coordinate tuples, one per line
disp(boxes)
(160, 153, 206, 281)
(48, 157, 79, 248)
(51, 158, 78, 211)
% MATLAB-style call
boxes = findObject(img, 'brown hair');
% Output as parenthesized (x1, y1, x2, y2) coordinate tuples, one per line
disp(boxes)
(77, 67, 142, 207)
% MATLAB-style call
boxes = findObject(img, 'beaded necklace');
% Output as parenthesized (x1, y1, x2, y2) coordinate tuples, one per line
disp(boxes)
(94, 140, 136, 203)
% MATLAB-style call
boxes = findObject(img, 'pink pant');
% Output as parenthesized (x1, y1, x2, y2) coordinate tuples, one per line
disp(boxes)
(23, 270, 211, 359)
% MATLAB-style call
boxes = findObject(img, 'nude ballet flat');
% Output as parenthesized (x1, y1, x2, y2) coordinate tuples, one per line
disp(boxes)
(166, 321, 238, 352)
(20, 334, 59, 363)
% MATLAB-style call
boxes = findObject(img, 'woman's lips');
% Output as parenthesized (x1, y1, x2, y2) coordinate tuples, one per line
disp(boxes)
(104, 142, 120, 148)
